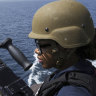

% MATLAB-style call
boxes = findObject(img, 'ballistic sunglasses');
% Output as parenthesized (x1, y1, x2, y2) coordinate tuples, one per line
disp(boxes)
(35, 39, 52, 54)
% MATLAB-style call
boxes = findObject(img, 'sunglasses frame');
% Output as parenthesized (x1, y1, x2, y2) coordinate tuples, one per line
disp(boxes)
(35, 39, 58, 54)
(35, 39, 42, 54)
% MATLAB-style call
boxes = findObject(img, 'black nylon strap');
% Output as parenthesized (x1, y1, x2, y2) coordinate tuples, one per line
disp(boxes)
(68, 71, 96, 96)
(38, 70, 67, 92)
(37, 71, 96, 96)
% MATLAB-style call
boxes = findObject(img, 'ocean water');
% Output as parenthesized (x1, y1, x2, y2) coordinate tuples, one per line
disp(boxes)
(0, 0, 96, 86)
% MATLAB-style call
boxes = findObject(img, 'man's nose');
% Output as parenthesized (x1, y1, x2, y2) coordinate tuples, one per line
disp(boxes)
(35, 48, 41, 55)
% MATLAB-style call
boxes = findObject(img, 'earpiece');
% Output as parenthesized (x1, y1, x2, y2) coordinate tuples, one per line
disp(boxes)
(51, 48, 58, 54)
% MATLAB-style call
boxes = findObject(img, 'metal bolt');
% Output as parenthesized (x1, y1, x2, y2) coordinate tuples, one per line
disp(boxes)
(45, 27, 49, 32)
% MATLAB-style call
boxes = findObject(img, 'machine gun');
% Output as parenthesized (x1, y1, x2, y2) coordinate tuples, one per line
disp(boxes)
(0, 38, 34, 96)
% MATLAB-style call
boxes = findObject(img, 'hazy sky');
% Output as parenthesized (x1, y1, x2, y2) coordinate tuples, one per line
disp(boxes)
(0, 0, 44, 1)
(0, 0, 30, 1)
(0, 0, 25, 1)
(0, 0, 52, 1)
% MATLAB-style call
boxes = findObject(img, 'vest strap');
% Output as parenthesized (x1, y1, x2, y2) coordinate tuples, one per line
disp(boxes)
(37, 71, 96, 96)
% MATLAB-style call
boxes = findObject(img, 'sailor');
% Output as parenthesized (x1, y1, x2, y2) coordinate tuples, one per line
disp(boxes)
(29, 0, 96, 96)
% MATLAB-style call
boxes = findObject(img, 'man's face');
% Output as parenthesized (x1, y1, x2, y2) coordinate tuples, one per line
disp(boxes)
(35, 39, 57, 69)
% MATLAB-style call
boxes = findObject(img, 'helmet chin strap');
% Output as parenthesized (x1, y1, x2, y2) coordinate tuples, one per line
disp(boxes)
(52, 47, 76, 68)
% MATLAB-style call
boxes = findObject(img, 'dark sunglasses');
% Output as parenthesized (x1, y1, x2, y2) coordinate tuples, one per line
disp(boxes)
(35, 39, 51, 54)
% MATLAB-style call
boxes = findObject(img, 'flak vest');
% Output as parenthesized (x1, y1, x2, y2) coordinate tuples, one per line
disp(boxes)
(37, 70, 96, 96)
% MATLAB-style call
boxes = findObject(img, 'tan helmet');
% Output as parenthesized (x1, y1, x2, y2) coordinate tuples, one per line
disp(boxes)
(29, 0, 95, 48)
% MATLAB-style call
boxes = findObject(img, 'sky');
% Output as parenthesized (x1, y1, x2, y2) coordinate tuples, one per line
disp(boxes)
(0, 0, 53, 2)
(0, 0, 32, 1)
(0, 0, 47, 1)
(0, 0, 25, 1)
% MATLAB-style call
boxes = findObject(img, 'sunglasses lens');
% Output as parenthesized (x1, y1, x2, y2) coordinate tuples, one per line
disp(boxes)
(35, 40, 42, 54)
(35, 39, 56, 54)
(37, 44, 42, 54)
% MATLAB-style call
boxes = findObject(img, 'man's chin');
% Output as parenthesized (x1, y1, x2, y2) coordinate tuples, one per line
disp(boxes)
(42, 63, 51, 69)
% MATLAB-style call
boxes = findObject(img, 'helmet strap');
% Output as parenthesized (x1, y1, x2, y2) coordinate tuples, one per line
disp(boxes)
(49, 42, 76, 69)
(55, 48, 76, 68)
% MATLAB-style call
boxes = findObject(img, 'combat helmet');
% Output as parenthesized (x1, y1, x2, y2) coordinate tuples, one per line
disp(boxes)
(29, 0, 95, 48)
